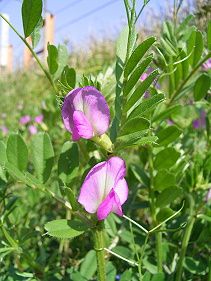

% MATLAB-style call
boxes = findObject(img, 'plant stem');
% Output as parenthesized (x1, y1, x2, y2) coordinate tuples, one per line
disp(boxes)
(148, 148, 163, 273)
(175, 194, 195, 281)
(93, 222, 106, 281)
(0, 13, 58, 93)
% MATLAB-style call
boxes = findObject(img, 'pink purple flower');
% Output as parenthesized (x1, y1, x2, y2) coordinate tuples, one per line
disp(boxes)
(140, 73, 148, 81)
(62, 86, 110, 141)
(203, 58, 211, 70)
(28, 125, 37, 135)
(34, 114, 43, 124)
(78, 157, 128, 220)
(193, 111, 206, 129)
(20, 115, 31, 125)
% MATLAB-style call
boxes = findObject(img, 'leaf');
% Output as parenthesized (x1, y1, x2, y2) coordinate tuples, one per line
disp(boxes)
(65, 187, 80, 211)
(194, 73, 211, 101)
(124, 36, 156, 77)
(106, 262, 116, 281)
(4, 162, 26, 182)
(154, 148, 180, 170)
(31, 17, 43, 49)
(120, 269, 132, 281)
(31, 132, 54, 183)
(120, 117, 150, 136)
(184, 257, 207, 275)
(6, 133, 28, 171)
(193, 31, 203, 66)
(47, 44, 58, 75)
(44, 219, 88, 239)
(208, 21, 211, 50)
(156, 208, 174, 222)
(126, 69, 159, 112)
(156, 186, 183, 208)
(116, 133, 157, 150)
(61, 66, 76, 89)
(54, 44, 69, 79)
(152, 104, 182, 122)
(151, 273, 165, 281)
(22, 0, 42, 37)
(58, 142, 79, 184)
(116, 26, 129, 62)
(157, 125, 182, 146)
(124, 55, 153, 95)
(154, 170, 176, 191)
(105, 214, 117, 237)
(80, 250, 97, 280)
(128, 94, 165, 119)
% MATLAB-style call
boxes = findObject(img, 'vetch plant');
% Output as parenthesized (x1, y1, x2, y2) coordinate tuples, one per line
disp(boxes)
(0, 0, 211, 280)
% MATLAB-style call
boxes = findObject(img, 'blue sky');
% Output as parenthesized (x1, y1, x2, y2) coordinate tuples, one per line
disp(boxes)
(0, 0, 179, 65)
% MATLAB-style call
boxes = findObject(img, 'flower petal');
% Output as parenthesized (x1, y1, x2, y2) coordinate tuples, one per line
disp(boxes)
(78, 161, 107, 213)
(73, 110, 93, 140)
(97, 189, 123, 220)
(82, 86, 110, 136)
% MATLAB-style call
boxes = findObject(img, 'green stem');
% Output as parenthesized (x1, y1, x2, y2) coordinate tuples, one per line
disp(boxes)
(0, 13, 58, 93)
(148, 148, 163, 273)
(175, 194, 195, 281)
(168, 52, 211, 104)
(93, 222, 106, 281)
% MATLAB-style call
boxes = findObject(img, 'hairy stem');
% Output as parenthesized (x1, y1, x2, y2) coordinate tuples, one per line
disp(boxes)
(175, 194, 195, 281)
(0, 13, 58, 93)
(93, 222, 106, 281)
(148, 148, 163, 273)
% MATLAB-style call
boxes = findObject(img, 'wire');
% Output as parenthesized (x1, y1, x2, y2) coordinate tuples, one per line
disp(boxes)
(56, 0, 84, 15)
(56, 0, 120, 32)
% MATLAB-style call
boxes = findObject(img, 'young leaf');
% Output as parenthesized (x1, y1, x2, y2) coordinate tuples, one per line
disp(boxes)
(47, 44, 58, 75)
(61, 66, 76, 89)
(157, 125, 182, 146)
(125, 69, 159, 111)
(0, 141, 7, 166)
(22, 0, 42, 38)
(154, 148, 180, 170)
(193, 31, 203, 66)
(194, 73, 211, 101)
(31, 17, 43, 49)
(156, 186, 183, 208)
(44, 219, 88, 239)
(128, 93, 165, 119)
(124, 36, 156, 78)
(31, 132, 54, 183)
(6, 133, 28, 171)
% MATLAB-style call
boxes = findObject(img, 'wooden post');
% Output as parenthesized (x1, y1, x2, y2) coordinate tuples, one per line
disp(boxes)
(44, 13, 55, 58)
(23, 37, 32, 69)
(7, 44, 13, 73)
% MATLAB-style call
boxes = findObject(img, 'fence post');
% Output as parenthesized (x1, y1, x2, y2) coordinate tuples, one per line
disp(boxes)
(44, 13, 55, 58)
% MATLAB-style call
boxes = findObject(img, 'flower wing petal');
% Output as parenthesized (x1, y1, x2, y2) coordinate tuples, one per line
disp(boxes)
(97, 189, 122, 220)
(73, 110, 94, 140)
(114, 178, 128, 205)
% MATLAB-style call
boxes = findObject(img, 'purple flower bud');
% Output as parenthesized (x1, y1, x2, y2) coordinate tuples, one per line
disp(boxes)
(78, 157, 128, 220)
(34, 114, 43, 124)
(167, 119, 174, 125)
(62, 86, 110, 141)
(28, 125, 37, 135)
(140, 73, 148, 81)
(20, 115, 31, 125)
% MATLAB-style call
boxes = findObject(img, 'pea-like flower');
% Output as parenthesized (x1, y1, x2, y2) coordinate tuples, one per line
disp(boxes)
(62, 86, 110, 141)
(78, 157, 128, 220)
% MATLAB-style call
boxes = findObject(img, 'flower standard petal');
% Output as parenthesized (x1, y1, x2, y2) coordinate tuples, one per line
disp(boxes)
(82, 86, 110, 136)
(78, 161, 108, 214)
